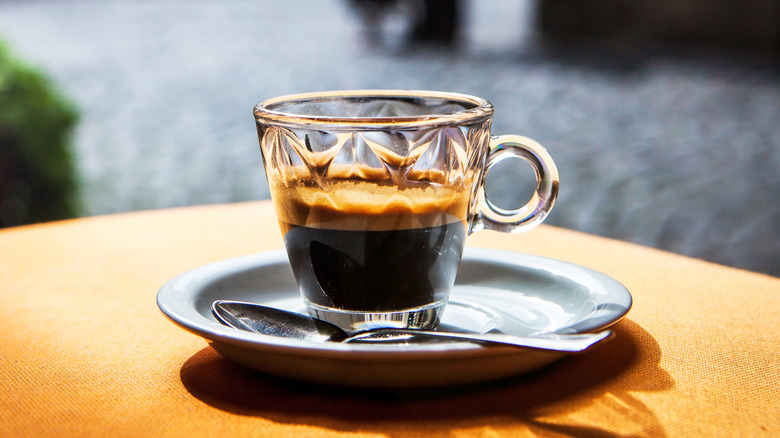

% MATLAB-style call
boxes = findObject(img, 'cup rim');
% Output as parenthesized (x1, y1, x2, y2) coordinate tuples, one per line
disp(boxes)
(253, 89, 493, 130)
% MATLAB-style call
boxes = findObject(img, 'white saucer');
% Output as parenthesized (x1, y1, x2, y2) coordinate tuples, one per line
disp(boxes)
(157, 248, 632, 389)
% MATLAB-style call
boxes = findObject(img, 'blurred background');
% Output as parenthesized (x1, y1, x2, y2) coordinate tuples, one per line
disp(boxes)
(0, 0, 777, 276)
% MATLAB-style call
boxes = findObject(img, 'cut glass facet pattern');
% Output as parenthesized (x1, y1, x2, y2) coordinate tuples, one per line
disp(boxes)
(261, 122, 490, 192)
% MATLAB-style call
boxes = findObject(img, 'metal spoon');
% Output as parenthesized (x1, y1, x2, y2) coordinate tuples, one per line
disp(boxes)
(211, 300, 613, 353)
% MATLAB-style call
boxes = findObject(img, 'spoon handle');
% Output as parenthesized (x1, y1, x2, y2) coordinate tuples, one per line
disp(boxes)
(343, 329, 613, 352)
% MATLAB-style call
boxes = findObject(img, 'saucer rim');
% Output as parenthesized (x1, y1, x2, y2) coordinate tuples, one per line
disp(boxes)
(157, 248, 632, 358)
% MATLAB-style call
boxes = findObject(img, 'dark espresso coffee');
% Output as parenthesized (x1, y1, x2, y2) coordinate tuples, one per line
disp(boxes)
(284, 222, 465, 311)
(272, 178, 470, 313)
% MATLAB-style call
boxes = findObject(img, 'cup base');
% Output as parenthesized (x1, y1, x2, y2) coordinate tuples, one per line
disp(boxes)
(305, 300, 446, 334)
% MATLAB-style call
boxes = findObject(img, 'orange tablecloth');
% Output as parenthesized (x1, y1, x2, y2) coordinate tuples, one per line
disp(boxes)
(1, 201, 778, 437)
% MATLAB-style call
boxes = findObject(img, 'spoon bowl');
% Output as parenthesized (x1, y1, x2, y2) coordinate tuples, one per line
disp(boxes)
(212, 300, 349, 343)
(212, 300, 613, 353)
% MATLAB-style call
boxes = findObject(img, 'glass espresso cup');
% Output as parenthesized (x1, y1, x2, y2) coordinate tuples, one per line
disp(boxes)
(254, 90, 558, 333)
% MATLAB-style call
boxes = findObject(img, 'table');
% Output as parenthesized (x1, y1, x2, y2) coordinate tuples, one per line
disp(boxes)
(1, 201, 778, 437)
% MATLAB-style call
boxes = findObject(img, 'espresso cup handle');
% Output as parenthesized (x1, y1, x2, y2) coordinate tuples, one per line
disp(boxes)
(472, 135, 559, 234)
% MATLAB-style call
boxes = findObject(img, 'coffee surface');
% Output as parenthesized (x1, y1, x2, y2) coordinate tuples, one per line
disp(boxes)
(272, 179, 469, 232)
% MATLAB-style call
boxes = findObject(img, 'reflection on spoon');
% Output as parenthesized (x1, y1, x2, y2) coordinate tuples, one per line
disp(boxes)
(211, 300, 613, 353)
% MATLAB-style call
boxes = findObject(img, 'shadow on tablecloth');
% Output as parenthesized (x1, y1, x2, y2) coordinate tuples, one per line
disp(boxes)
(180, 319, 673, 436)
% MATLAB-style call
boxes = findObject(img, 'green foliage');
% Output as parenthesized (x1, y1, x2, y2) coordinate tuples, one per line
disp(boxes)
(0, 40, 79, 227)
